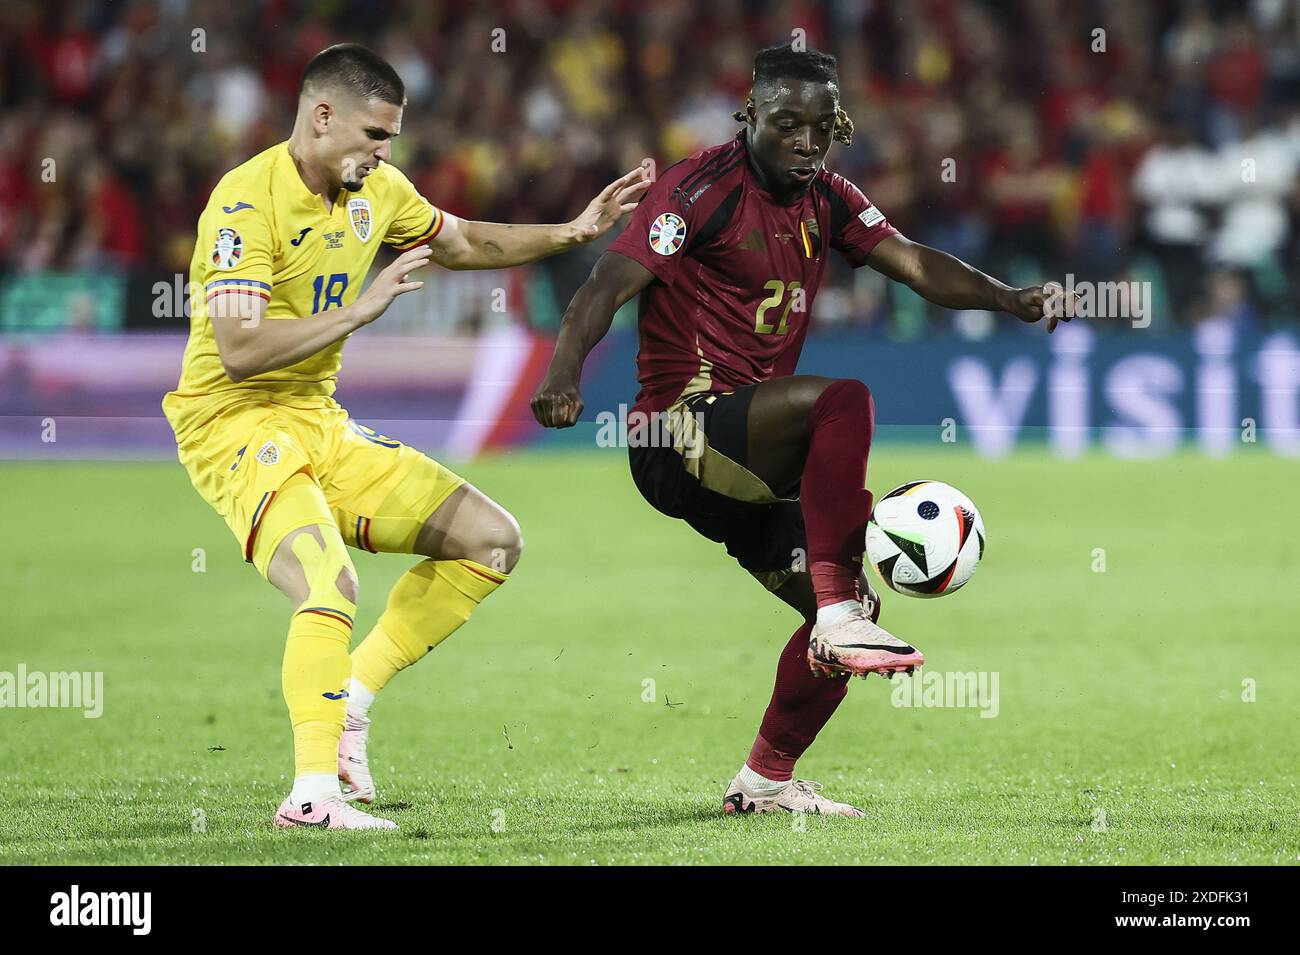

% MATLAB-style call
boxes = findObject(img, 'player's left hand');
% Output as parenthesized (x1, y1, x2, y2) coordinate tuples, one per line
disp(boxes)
(570, 161, 654, 243)
(1008, 282, 1078, 334)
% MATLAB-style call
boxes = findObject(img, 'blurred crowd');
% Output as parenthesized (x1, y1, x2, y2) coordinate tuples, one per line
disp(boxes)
(2, 0, 1299, 333)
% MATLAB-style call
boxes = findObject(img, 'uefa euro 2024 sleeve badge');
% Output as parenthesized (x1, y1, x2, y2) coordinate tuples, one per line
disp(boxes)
(348, 197, 372, 242)
(648, 212, 686, 256)
(211, 227, 243, 269)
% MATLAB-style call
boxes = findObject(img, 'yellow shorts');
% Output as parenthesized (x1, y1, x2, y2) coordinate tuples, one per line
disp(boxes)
(166, 396, 464, 576)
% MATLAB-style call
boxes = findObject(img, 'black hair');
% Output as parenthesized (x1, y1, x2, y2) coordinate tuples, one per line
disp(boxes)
(754, 44, 840, 88)
(299, 43, 405, 106)
(733, 44, 854, 145)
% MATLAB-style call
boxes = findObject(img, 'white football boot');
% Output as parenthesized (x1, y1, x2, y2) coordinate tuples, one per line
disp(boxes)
(273, 794, 397, 831)
(808, 605, 923, 679)
(338, 712, 377, 804)
(723, 775, 864, 817)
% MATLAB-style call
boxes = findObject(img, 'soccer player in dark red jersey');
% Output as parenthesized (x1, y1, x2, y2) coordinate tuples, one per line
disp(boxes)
(531, 45, 1073, 816)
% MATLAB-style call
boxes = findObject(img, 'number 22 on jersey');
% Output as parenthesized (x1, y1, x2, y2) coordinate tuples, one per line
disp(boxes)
(754, 279, 804, 335)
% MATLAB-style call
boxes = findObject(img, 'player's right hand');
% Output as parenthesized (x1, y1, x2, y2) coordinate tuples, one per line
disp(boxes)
(1010, 281, 1077, 334)
(531, 376, 584, 428)
(353, 245, 433, 325)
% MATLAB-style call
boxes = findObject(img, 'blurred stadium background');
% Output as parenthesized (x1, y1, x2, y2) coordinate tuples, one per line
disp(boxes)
(1, 0, 1298, 461)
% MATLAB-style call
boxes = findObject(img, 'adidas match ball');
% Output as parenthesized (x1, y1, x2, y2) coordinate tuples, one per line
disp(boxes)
(866, 480, 985, 598)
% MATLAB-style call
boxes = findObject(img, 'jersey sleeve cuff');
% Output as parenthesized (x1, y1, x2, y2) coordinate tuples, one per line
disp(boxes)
(205, 278, 272, 301)
(390, 207, 444, 251)
(846, 223, 900, 267)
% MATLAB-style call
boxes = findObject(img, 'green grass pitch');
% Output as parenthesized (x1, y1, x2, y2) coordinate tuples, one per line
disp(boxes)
(4, 446, 1298, 865)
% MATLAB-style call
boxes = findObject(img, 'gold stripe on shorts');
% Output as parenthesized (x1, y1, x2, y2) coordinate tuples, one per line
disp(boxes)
(663, 397, 792, 505)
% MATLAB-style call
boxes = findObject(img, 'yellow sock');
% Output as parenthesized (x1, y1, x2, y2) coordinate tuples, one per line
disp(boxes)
(281, 533, 357, 779)
(351, 558, 506, 694)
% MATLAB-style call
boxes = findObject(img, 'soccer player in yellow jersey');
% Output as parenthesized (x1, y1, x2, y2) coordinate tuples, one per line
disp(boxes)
(163, 44, 649, 830)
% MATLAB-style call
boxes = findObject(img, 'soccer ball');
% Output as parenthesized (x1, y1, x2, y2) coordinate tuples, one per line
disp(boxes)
(866, 480, 985, 598)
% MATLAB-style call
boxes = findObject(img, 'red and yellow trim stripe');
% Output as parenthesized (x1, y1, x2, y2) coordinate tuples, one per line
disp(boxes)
(799, 221, 814, 259)
(392, 207, 445, 251)
(206, 278, 272, 303)
(244, 489, 277, 563)
(459, 560, 507, 585)
(296, 606, 355, 629)
(354, 515, 376, 553)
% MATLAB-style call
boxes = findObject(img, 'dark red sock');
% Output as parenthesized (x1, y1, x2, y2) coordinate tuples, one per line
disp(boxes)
(802, 379, 875, 608)
(746, 622, 850, 780)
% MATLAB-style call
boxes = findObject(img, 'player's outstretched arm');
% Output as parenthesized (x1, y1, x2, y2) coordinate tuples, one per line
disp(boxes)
(211, 245, 432, 382)
(427, 166, 652, 271)
(865, 234, 1076, 333)
(531, 250, 653, 428)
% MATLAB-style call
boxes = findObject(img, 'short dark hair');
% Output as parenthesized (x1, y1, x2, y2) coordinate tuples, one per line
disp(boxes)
(299, 43, 405, 106)
(751, 44, 840, 94)
(735, 44, 853, 145)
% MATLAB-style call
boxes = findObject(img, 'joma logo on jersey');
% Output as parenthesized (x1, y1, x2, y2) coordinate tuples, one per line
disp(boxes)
(348, 198, 372, 242)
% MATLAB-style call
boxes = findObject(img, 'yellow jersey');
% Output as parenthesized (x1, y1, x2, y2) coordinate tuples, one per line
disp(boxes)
(163, 141, 444, 441)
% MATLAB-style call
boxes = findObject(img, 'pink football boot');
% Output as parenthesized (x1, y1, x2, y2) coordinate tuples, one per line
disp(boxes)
(808, 606, 923, 679)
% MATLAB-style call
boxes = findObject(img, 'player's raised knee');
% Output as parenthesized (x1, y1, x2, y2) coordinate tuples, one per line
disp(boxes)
(471, 507, 523, 573)
(418, 485, 525, 571)
(781, 376, 837, 417)
(782, 376, 871, 422)
(813, 379, 874, 430)
(825, 378, 872, 409)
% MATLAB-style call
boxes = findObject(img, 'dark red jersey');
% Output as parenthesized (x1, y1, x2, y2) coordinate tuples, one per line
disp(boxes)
(608, 132, 899, 413)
